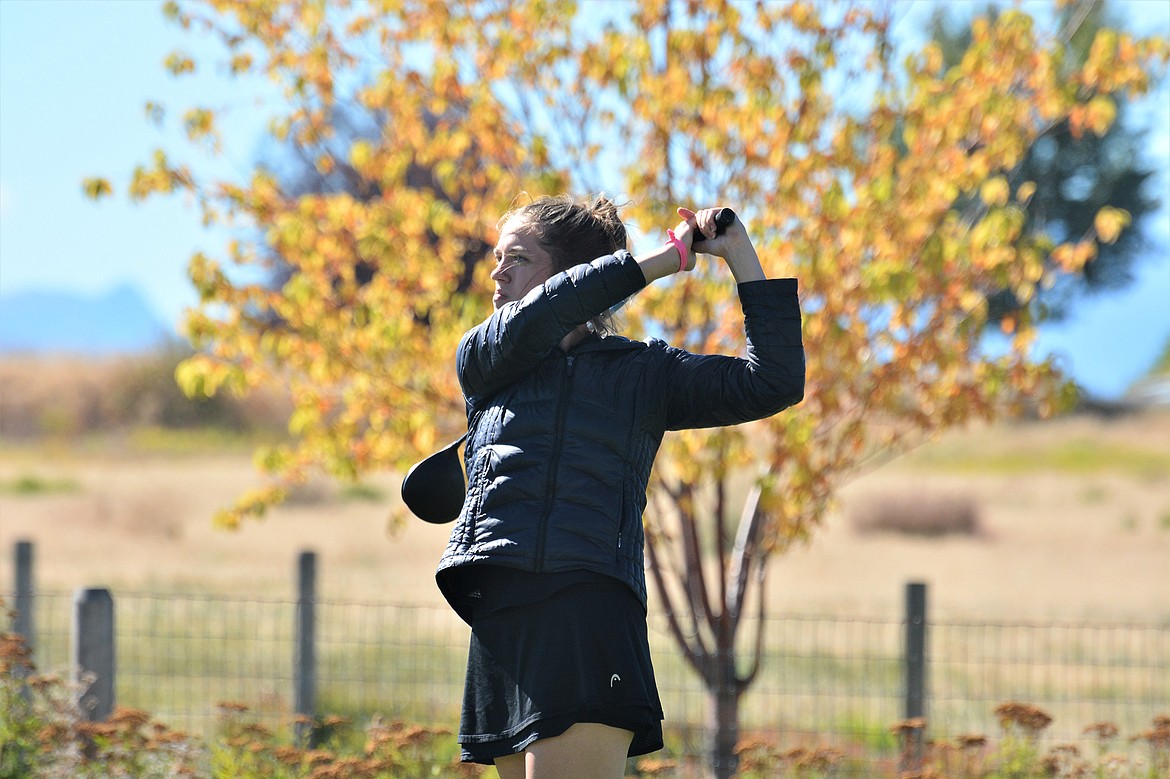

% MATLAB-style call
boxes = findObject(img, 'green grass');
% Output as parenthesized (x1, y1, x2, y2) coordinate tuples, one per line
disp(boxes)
(0, 473, 80, 495)
(127, 426, 285, 456)
(0, 426, 287, 459)
(339, 482, 387, 502)
(833, 713, 900, 752)
(904, 438, 1170, 479)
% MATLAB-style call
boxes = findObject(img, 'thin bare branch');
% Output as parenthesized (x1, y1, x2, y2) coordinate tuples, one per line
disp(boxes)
(655, 488, 706, 650)
(738, 558, 770, 694)
(727, 481, 764, 622)
(714, 471, 729, 632)
(1057, 0, 1098, 47)
(645, 525, 708, 677)
(678, 488, 717, 630)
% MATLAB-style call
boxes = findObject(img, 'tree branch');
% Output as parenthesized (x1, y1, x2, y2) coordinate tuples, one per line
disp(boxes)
(738, 557, 770, 694)
(678, 486, 717, 630)
(727, 480, 764, 624)
(645, 520, 709, 678)
(714, 470, 729, 633)
(1057, 0, 1098, 48)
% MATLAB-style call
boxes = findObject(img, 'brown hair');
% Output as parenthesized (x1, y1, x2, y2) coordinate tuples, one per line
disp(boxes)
(499, 194, 629, 335)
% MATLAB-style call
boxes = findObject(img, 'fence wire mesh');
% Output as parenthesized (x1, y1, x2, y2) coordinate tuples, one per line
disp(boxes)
(8, 588, 1168, 763)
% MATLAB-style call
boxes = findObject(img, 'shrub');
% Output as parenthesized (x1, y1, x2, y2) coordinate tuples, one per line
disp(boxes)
(0, 619, 483, 779)
(849, 490, 982, 537)
(0, 350, 290, 440)
(1, 631, 201, 778)
(102, 344, 246, 430)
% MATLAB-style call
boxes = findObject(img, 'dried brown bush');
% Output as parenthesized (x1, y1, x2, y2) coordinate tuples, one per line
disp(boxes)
(849, 490, 982, 537)
(0, 349, 290, 439)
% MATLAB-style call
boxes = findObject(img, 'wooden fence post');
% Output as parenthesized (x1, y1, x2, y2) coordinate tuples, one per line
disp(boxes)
(295, 550, 317, 746)
(11, 541, 35, 693)
(13, 541, 34, 653)
(902, 582, 928, 772)
(72, 588, 115, 721)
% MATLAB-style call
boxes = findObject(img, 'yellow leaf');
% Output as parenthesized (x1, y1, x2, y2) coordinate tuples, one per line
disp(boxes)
(1084, 95, 1117, 136)
(1050, 244, 1077, 272)
(870, 175, 893, 203)
(1052, 241, 1097, 272)
(82, 177, 113, 200)
(230, 53, 253, 74)
(1016, 181, 1036, 205)
(980, 177, 1010, 207)
(164, 50, 195, 76)
(174, 356, 209, 398)
(1073, 240, 1097, 267)
(1068, 105, 1086, 139)
(350, 140, 374, 173)
(923, 43, 944, 76)
(182, 108, 215, 141)
(1093, 206, 1130, 244)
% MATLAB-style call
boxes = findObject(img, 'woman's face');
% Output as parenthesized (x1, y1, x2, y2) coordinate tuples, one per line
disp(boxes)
(490, 217, 556, 309)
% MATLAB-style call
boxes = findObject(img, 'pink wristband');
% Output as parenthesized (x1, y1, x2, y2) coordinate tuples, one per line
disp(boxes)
(666, 229, 688, 272)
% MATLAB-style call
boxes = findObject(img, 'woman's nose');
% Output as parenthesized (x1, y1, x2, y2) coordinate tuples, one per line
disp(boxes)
(490, 260, 507, 281)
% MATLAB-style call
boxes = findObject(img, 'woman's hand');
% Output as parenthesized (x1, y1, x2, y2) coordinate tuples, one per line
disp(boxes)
(675, 207, 765, 283)
(635, 205, 766, 285)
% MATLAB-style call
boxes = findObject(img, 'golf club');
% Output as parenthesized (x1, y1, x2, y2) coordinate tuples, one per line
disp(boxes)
(400, 432, 467, 524)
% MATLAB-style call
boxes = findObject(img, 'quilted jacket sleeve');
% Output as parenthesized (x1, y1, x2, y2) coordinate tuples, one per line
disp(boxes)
(660, 278, 805, 430)
(457, 251, 647, 408)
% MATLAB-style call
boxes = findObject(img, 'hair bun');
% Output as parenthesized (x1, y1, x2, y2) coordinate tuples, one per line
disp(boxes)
(588, 193, 627, 248)
(498, 193, 630, 336)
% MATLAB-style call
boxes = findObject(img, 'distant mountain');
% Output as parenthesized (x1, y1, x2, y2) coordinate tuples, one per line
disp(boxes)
(0, 285, 172, 354)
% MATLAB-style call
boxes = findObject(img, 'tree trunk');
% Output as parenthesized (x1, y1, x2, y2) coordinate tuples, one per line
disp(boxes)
(707, 649, 740, 779)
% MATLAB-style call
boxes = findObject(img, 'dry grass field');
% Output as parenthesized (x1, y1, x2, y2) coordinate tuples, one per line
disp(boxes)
(2, 407, 1167, 624)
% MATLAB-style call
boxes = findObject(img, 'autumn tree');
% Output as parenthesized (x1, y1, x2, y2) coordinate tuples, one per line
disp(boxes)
(927, 0, 1163, 326)
(92, 1, 1167, 775)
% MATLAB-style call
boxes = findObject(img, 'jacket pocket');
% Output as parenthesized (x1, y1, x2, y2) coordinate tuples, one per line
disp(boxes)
(616, 473, 632, 560)
(462, 446, 496, 548)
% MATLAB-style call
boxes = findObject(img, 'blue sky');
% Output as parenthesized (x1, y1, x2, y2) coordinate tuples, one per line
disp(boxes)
(0, 0, 1167, 399)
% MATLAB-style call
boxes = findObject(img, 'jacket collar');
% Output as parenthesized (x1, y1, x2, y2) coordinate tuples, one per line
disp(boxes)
(564, 332, 645, 355)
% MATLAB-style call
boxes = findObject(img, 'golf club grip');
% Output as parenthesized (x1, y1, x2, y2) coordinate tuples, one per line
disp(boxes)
(691, 208, 737, 247)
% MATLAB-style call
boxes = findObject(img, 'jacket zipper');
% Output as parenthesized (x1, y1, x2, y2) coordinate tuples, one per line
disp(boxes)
(535, 354, 574, 572)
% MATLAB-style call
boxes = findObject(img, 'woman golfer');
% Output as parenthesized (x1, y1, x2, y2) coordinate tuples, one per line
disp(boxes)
(436, 195, 805, 778)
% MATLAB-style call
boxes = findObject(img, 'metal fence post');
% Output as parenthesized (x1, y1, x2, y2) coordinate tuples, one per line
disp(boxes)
(295, 550, 317, 746)
(902, 582, 928, 771)
(72, 588, 115, 721)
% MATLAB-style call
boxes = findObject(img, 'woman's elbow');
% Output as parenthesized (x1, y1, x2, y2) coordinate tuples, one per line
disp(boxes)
(788, 383, 806, 409)
(774, 368, 806, 411)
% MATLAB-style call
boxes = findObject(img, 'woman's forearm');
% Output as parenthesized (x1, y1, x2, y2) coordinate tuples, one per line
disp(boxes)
(459, 253, 646, 404)
(723, 242, 765, 283)
(635, 243, 685, 284)
(636, 238, 765, 284)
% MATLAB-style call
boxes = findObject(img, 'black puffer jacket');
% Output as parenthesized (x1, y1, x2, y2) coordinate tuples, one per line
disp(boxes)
(436, 251, 804, 618)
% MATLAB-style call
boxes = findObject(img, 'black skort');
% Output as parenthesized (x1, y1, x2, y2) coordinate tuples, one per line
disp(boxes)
(452, 566, 665, 765)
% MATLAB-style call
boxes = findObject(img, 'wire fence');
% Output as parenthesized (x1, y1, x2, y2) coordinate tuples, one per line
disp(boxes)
(8, 584, 1169, 765)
